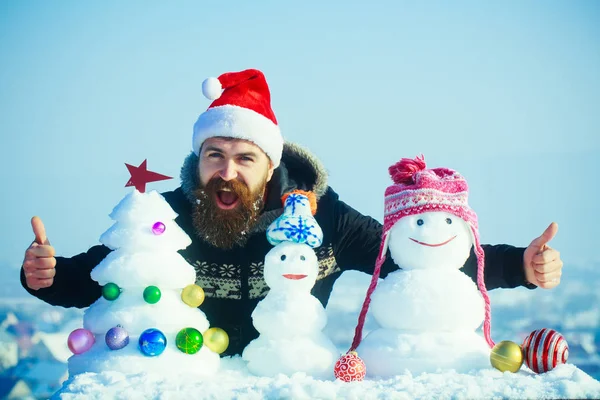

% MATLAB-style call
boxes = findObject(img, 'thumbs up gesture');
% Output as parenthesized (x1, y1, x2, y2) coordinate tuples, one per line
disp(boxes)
(523, 222, 563, 289)
(22, 216, 57, 290)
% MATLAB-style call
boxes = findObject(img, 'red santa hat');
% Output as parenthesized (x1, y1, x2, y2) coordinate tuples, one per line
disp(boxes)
(348, 155, 494, 353)
(192, 69, 283, 167)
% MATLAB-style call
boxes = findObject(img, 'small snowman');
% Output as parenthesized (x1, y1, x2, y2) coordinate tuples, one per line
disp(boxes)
(242, 191, 339, 379)
(349, 155, 495, 378)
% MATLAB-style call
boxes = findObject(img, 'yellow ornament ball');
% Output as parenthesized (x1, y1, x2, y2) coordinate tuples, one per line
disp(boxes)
(490, 340, 524, 373)
(203, 327, 229, 354)
(181, 284, 205, 308)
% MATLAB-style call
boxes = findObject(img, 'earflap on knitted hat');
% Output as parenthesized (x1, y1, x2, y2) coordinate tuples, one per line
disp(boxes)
(192, 69, 283, 167)
(348, 155, 494, 353)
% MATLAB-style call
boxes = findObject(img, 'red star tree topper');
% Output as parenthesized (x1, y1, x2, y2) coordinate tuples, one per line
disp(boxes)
(125, 160, 172, 193)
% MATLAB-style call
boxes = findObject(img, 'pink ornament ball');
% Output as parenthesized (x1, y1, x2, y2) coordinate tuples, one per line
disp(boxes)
(152, 221, 166, 235)
(522, 328, 569, 374)
(334, 352, 366, 382)
(68, 328, 95, 355)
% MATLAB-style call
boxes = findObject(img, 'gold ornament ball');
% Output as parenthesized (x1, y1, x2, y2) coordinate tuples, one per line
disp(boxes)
(181, 284, 205, 307)
(490, 340, 524, 373)
(203, 327, 229, 354)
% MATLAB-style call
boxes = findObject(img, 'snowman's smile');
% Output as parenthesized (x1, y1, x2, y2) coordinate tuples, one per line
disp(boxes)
(282, 274, 308, 280)
(409, 235, 457, 247)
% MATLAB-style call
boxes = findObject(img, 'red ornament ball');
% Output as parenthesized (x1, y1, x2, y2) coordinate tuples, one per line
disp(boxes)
(522, 328, 569, 374)
(334, 352, 366, 382)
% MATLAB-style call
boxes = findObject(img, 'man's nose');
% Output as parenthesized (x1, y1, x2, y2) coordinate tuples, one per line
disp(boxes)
(218, 160, 238, 181)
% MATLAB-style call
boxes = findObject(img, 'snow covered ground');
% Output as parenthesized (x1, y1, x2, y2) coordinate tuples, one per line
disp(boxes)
(52, 359, 599, 400)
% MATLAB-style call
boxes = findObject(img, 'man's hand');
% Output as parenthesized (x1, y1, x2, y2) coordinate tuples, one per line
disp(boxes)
(22, 216, 56, 290)
(523, 222, 563, 289)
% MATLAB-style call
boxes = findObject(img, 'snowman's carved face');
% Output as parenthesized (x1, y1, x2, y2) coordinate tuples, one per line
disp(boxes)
(387, 211, 473, 270)
(264, 242, 319, 293)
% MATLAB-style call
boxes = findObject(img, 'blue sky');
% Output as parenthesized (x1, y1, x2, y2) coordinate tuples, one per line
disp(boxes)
(1, 1, 599, 283)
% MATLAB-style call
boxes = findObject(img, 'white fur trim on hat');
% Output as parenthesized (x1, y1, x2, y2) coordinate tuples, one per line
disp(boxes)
(192, 105, 283, 168)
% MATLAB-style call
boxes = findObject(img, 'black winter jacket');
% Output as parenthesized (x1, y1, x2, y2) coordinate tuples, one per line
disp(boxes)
(21, 143, 529, 356)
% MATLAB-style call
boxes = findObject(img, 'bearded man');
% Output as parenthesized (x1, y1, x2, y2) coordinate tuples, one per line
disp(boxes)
(20, 69, 564, 356)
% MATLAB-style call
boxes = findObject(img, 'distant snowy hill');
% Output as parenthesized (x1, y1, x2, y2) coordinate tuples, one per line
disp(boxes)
(0, 263, 30, 299)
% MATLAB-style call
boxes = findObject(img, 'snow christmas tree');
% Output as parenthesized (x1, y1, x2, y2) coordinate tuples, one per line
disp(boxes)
(340, 155, 570, 380)
(66, 160, 223, 377)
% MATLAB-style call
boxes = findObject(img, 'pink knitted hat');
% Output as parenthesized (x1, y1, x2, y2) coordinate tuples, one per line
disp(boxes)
(349, 155, 494, 352)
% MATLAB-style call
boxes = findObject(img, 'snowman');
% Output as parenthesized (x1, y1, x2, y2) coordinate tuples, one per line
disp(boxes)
(351, 155, 494, 377)
(242, 191, 339, 379)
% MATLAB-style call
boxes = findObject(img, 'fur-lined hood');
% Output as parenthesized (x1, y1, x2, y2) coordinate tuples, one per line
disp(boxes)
(179, 142, 329, 207)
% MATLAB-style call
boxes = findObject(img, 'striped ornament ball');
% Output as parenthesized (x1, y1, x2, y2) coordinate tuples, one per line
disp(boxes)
(522, 328, 569, 374)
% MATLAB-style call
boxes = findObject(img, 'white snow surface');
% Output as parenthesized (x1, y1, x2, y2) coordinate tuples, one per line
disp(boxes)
(54, 353, 600, 400)
(91, 250, 196, 286)
(108, 190, 178, 224)
(369, 269, 485, 332)
(82, 289, 211, 335)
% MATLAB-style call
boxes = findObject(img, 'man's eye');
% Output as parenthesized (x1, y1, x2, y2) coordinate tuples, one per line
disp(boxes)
(207, 153, 223, 159)
(240, 156, 254, 162)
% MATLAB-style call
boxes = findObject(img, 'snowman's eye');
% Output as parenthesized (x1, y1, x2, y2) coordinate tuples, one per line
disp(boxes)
(417, 219, 424, 226)
(280, 254, 287, 261)
(446, 218, 452, 224)
(300, 255, 306, 261)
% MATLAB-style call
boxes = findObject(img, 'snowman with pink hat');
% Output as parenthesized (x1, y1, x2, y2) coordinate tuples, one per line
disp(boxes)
(348, 155, 495, 378)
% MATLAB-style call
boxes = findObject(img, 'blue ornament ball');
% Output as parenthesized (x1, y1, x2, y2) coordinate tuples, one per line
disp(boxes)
(138, 328, 167, 356)
(105, 326, 129, 350)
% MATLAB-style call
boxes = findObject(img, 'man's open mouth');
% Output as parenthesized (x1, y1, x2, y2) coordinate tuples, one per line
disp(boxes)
(215, 189, 240, 210)
(282, 274, 308, 280)
(409, 235, 457, 247)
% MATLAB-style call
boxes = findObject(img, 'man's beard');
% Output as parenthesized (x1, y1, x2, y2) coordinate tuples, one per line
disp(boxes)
(192, 176, 266, 249)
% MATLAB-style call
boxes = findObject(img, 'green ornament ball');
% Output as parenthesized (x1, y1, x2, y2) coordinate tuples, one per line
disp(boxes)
(102, 283, 121, 301)
(143, 286, 161, 304)
(176, 327, 204, 355)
